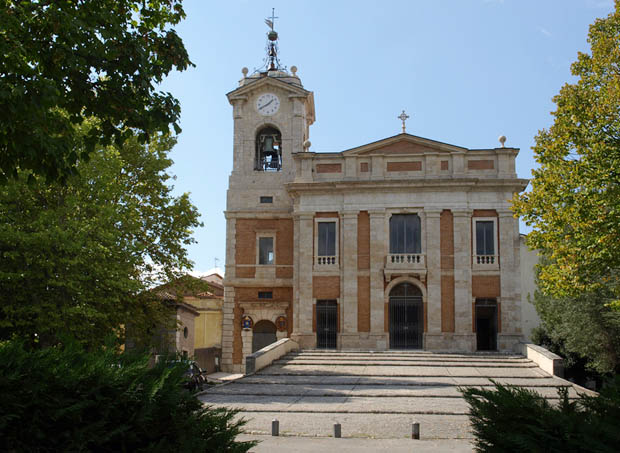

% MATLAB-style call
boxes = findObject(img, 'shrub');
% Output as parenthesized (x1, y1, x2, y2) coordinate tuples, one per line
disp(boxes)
(461, 378, 620, 452)
(0, 340, 256, 452)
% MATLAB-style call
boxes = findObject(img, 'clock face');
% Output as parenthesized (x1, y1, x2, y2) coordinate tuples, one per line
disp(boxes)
(256, 93, 280, 116)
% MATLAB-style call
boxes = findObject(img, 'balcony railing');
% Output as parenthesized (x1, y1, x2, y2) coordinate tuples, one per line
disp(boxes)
(316, 255, 338, 266)
(385, 253, 426, 270)
(473, 254, 499, 269)
(475, 255, 496, 265)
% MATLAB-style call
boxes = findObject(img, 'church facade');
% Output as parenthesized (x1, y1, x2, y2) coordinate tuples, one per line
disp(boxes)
(220, 29, 528, 373)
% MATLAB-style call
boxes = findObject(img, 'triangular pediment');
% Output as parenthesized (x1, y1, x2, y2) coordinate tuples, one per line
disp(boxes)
(227, 76, 310, 100)
(341, 134, 467, 156)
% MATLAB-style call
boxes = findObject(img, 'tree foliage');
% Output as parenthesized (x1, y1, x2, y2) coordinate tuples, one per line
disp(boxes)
(0, 126, 201, 349)
(512, 2, 620, 304)
(462, 379, 620, 453)
(0, 0, 192, 183)
(531, 275, 620, 374)
(0, 340, 257, 452)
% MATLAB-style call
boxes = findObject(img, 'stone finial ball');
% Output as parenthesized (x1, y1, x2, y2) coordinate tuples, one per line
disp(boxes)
(303, 140, 311, 149)
(291, 65, 298, 75)
(498, 135, 507, 147)
(241, 67, 248, 76)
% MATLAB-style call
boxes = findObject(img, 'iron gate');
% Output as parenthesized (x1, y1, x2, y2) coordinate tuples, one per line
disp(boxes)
(389, 294, 423, 349)
(316, 300, 337, 349)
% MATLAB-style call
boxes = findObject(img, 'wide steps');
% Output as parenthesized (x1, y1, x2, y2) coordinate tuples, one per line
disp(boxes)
(200, 350, 579, 439)
(208, 382, 577, 399)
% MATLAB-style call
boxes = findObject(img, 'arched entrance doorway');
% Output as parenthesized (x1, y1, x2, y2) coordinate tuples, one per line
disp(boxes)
(252, 320, 277, 353)
(389, 283, 423, 349)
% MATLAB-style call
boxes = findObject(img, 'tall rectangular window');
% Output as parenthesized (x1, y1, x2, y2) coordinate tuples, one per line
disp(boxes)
(318, 222, 336, 256)
(476, 221, 495, 255)
(258, 237, 274, 264)
(389, 214, 421, 254)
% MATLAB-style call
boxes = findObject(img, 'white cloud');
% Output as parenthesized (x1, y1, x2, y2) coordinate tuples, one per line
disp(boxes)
(538, 27, 552, 37)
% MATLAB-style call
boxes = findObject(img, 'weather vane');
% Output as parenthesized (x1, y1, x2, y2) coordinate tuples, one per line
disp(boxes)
(398, 110, 410, 133)
(264, 8, 278, 31)
(259, 8, 284, 72)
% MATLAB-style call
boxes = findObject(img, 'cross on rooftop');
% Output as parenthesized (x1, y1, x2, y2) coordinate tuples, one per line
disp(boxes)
(265, 8, 278, 30)
(398, 110, 410, 133)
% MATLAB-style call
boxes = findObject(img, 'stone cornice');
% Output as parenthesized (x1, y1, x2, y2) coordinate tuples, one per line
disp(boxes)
(224, 210, 293, 219)
(226, 76, 310, 102)
(285, 178, 528, 195)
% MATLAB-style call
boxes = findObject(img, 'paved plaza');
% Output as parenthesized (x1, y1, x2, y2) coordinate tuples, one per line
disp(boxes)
(200, 350, 581, 449)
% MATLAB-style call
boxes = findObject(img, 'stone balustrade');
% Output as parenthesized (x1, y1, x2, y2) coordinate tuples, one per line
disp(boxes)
(473, 254, 499, 270)
(385, 253, 426, 270)
(315, 255, 337, 266)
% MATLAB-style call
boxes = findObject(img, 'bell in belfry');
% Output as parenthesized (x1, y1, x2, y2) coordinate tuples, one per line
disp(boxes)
(262, 136, 276, 155)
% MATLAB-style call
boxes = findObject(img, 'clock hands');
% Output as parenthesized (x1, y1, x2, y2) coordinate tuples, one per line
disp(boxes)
(259, 99, 274, 110)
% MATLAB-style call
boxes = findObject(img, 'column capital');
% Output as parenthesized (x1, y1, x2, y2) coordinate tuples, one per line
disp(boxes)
(368, 209, 386, 218)
(497, 209, 516, 217)
(294, 212, 314, 220)
(452, 208, 473, 217)
(342, 210, 359, 219)
(424, 208, 443, 218)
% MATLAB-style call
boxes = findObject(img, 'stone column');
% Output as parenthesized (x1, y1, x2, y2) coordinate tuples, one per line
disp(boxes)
(224, 215, 236, 280)
(241, 329, 252, 370)
(295, 213, 315, 348)
(452, 209, 474, 351)
(230, 99, 245, 178)
(220, 286, 235, 371)
(369, 209, 387, 349)
(498, 209, 522, 350)
(341, 211, 358, 348)
(292, 213, 300, 333)
(425, 209, 442, 338)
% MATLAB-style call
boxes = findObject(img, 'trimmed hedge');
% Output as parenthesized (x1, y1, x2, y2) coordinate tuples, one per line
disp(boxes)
(461, 378, 620, 453)
(0, 341, 256, 452)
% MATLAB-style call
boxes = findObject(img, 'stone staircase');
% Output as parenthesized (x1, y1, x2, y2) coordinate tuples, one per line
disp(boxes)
(199, 350, 583, 439)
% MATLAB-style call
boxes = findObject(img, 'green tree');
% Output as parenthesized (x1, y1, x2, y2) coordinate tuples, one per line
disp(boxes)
(0, 340, 257, 452)
(0, 126, 201, 348)
(532, 283, 620, 374)
(512, 2, 620, 306)
(0, 0, 192, 183)
(461, 379, 620, 452)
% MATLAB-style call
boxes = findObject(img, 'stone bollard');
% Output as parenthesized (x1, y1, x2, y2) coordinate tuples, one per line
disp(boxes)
(411, 422, 420, 440)
(333, 423, 341, 438)
(272, 419, 279, 437)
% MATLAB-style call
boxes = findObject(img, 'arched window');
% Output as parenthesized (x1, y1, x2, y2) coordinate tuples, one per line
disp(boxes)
(256, 127, 282, 171)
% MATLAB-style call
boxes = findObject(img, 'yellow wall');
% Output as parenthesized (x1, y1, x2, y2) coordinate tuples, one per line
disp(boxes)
(188, 297, 223, 349)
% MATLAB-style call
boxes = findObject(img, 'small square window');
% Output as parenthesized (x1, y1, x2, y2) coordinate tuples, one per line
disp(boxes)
(260, 196, 273, 204)
(258, 291, 273, 299)
(258, 237, 274, 265)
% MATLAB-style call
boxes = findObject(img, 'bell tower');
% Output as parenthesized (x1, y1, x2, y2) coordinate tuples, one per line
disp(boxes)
(225, 15, 315, 202)
(221, 13, 315, 372)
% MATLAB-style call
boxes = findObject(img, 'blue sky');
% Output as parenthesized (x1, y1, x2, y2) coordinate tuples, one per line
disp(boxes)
(160, 0, 616, 273)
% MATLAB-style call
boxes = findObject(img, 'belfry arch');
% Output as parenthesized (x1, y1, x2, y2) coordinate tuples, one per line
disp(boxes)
(255, 126, 282, 171)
